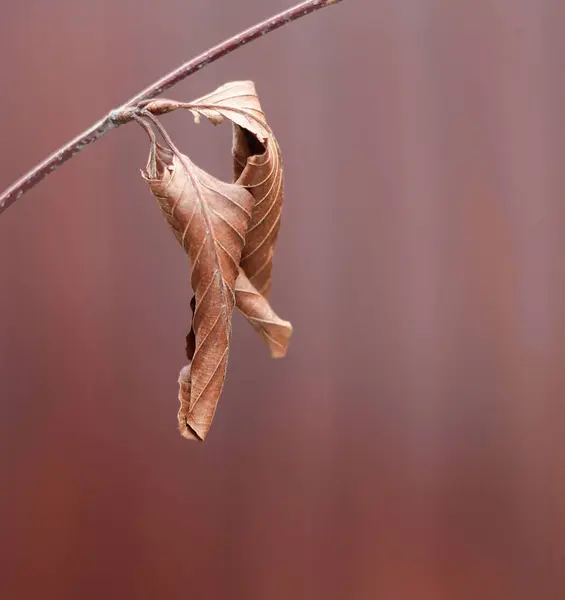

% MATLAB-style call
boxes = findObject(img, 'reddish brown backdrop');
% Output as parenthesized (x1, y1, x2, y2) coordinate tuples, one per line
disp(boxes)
(1, 1, 565, 599)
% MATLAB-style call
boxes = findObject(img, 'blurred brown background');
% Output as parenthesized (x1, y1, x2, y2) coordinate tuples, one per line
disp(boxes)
(1, 1, 565, 598)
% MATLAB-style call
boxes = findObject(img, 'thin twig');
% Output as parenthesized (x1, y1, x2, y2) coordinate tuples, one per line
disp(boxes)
(131, 115, 157, 178)
(0, 0, 342, 216)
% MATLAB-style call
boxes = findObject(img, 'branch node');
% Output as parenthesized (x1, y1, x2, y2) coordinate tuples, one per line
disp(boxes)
(109, 106, 138, 124)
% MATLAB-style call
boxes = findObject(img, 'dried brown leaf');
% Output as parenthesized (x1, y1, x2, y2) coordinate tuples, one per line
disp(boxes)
(142, 141, 254, 441)
(138, 81, 292, 440)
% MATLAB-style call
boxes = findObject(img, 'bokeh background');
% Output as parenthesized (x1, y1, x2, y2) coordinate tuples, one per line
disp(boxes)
(1, 1, 565, 598)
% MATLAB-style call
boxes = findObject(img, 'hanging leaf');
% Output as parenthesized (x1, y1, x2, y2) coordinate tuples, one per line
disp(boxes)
(138, 81, 293, 440)
(142, 139, 254, 441)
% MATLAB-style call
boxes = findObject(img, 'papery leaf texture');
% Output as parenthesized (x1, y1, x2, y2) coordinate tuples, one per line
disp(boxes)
(140, 81, 293, 440)
(188, 81, 284, 299)
(235, 268, 292, 359)
(145, 83, 287, 295)
(142, 141, 254, 441)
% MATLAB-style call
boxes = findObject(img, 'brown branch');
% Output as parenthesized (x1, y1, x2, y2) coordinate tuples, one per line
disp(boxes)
(0, 0, 342, 217)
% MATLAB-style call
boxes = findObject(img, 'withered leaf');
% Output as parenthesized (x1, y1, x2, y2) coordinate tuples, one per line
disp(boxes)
(142, 140, 254, 441)
(139, 81, 292, 440)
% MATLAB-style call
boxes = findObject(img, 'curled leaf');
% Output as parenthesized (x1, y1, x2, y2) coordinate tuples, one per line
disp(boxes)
(142, 140, 254, 441)
(187, 81, 272, 143)
(138, 80, 293, 441)
(235, 268, 292, 359)
(188, 81, 283, 298)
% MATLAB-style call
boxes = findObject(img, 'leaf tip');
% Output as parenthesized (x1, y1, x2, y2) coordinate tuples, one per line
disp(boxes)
(269, 320, 293, 359)
(177, 365, 203, 441)
(178, 420, 202, 441)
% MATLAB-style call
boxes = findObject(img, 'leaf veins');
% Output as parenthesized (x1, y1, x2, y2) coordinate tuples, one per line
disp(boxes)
(142, 140, 254, 441)
(139, 80, 292, 440)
